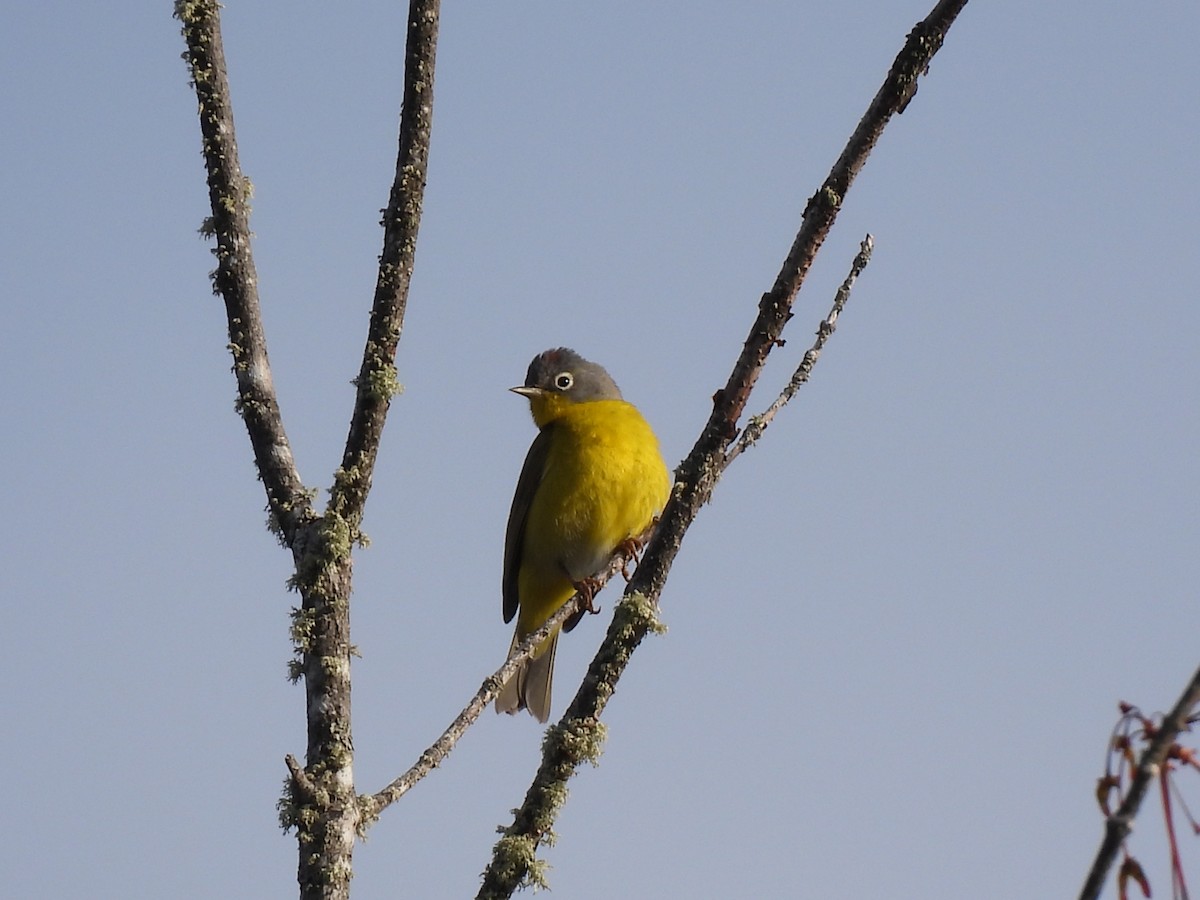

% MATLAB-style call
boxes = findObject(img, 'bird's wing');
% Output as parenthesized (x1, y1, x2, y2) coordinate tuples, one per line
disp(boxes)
(502, 425, 554, 623)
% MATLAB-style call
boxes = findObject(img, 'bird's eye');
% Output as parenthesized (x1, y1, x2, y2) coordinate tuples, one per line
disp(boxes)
(554, 372, 574, 391)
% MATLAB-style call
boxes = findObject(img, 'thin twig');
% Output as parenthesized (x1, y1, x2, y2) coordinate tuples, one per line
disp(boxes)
(1079, 665, 1200, 900)
(360, 601, 584, 821)
(478, 1, 969, 895)
(360, 537, 645, 823)
(725, 234, 874, 468)
(175, 0, 311, 545)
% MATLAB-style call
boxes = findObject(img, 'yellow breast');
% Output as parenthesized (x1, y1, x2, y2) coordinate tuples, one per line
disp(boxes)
(518, 399, 670, 629)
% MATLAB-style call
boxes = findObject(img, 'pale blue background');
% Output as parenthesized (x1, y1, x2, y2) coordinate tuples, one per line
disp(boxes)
(3, 2, 1197, 898)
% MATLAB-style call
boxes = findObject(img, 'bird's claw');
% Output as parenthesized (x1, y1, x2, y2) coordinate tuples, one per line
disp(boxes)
(574, 577, 603, 615)
(616, 536, 645, 581)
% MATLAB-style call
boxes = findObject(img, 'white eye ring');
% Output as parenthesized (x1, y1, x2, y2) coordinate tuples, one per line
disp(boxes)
(554, 372, 574, 390)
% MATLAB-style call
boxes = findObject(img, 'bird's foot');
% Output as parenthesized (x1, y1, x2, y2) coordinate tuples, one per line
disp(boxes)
(616, 535, 645, 581)
(573, 576, 604, 615)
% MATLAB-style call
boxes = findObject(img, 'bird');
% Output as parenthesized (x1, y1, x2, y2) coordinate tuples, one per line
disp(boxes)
(496, 348, 671, 723)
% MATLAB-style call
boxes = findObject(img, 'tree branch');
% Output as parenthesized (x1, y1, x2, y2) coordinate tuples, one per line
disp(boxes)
(1078, 665, 1200, 900)
(478, 0, 970, 893)
(360, 594, 588, 823)
(476, 238, 873, 900)
(726, 234, 874, 467)
(709, 0, 965, 465)
(175, 0, 311, 546)
(360, 540, 644, 824)
(282, 4, 442, 898)
(180, 2, 442, 897)
(328, 0, 440, 531)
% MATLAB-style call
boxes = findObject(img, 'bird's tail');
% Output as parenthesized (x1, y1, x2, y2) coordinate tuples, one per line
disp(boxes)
(495, 630, 558, 724)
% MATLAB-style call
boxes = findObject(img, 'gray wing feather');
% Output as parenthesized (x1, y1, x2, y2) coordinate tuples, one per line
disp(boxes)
(502, 426, 554, 623)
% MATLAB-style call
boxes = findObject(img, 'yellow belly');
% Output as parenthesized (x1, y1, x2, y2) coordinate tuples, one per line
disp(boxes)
(516, 399, 670, 639)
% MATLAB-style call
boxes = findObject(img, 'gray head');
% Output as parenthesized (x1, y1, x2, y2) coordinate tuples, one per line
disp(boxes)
(515, 347, 623, 403)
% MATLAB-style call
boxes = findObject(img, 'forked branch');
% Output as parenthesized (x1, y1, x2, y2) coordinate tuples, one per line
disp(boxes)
(478, 0, 969, 893)
(178, 2, 443, 898)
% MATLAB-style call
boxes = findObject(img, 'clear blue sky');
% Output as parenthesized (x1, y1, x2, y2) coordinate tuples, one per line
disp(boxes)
(3, 2, 1197, 898)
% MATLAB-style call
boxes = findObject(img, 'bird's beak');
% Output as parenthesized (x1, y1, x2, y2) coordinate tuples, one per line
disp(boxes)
(510, 386, 543, 398)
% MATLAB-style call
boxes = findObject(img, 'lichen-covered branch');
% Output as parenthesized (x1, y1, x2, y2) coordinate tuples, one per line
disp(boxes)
(175, 0, 312, 545)
(1078, 666, 1200, 900)
(178, 1, 442, 898)
(474, 233, 872, 900)
(478, 1, 970, 894)
(282, 3, 442, 899)
(329, 1, 440, 530)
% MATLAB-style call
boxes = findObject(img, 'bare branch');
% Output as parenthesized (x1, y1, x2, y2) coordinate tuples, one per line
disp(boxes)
(328, 0, 441, 529)
(360, 540, 645, 824)
(1078, 666, 1200, 900)
(707, 0, 967, 464)
(478, 0, 970, 893)
(359, 600, 581, 823)
(725, 234, 874, 468)
(175, 0, 311, 545)
(180, 2, 442, 897)
(283, 4, 443, 898)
